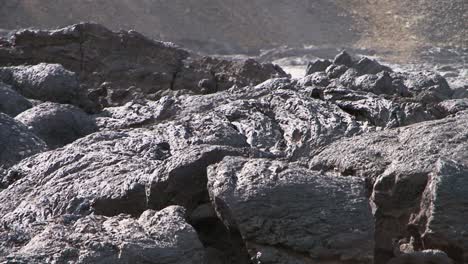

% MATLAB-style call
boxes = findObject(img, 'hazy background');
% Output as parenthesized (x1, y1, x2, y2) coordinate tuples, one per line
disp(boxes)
(0, 0, 466, 61)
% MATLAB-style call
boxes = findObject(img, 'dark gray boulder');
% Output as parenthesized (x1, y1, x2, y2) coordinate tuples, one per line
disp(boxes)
(7, 206, 206, 264)
(326, 64, 349, 79)
(404, 71, 454, 103)
(297, 71, 330, 87)
(408, 159, 468, 262)
(310, 111, 468, 263)
(207, 157, 374, 264)
(0, 82, 32, 117)
(0, 63, 80, 104)
(0, 113, 46, 170)
(354, 57, 392, 75)
(15, 102, 97, 148)
(333, 50, 354, 67)
(437, 98, 468, 114)
(353, 71, 399, 95)
(305, 59, 332, 75)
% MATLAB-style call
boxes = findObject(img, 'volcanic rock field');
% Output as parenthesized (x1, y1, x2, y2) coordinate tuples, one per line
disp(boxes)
(0, 23, 467, 264)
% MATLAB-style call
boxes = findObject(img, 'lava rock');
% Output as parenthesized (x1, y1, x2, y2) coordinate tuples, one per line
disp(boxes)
(8, 206, 206, 264)
(0, 113, 46, 169)
(326, 64, 349, 79)
(297, 72, 330, 87)
(310, 111, 468, 263)
(333, 50, 354, 67)
(0, 23, 287, 110)
(404, 71, 453, 103)
(409, 159, 468, 262)
(437, 98, 468, 114)
(208, 157, 374, 264)
(387, 250, 453, 264)
(0, 63, 80, 104)
(305, 59, 332, 75)
(354, 57, 392, 75)
(15, 102, 98, 148)
(173, 57, 288, 93)
(323, 87, 437, 128)
(0, 82, 32, 117)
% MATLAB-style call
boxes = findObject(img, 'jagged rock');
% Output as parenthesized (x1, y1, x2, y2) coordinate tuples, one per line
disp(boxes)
(387, 250, 453, 264)
(437, 98, 468, 114)
(207, 157, 374, 264)
(353, 71, 399, 95)
(323, 88, 439, 128)
(305, 59, 332, 75)
(0, 23, 287, 110)
(0, 23, 188, 110)
(173, 57, 288, 93)
(0, 63, 80, 104)
(0, 110, 255, 259)
(333, 51, 354, 67)
(354, 57, 392, 75)
(404, 71, 453, 103)
(15, 102, 98, 148)
(93, 99, 172, 130)
(0, 82, 32, 116)
(409, 159, 468, 262)
(297, 72, 330, 87)
(326, 64, 349, 79)
(0, 113, 46, 170)
(309, 111, 468, 263)
(213, 88, 367, 160)
(102, 79, 369, 160)
(7, 206, 206, 264)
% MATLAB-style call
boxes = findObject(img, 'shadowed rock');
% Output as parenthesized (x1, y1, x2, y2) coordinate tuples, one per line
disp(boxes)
(0, 82, 32, 116)
(310, 111, 468, 263)
(0, 113, 46, 170)
(208, 157, 374, 264)
(16, 102, 98, 148)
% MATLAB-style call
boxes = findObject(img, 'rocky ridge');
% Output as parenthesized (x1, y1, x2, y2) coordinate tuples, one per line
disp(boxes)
(0, 24, 467, 264)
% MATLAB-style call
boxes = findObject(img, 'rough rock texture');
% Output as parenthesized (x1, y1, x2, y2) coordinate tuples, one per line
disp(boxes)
(0, 23, 466, 264)
(15, 102, 97, 148)
(2, 0, 465, 57)
(0, 63, 80, 104)
(296, 51, 452, 128)
(0, 113, 46, 170)
(387, 250, 453, 264)
(0, 23, 287, 111)
(409, 159, 468, 262)
(0, 82, 32, 116)
(208, 157, 374, 264)
(310, 111, 468, 263)
(6, 206, 206, 264)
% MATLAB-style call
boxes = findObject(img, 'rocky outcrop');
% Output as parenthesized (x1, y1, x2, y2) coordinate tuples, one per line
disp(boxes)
(298, 51, 453, 128)
(208, 157, 374, 264)
(0, 63, 80, 104)
(0, 23, 466, 264)
(15, 102, 97, 148)
(0, 82, 31, 116)
(310, 111, 468, 263)
(0, 113, 46, 170)
(0, 23, 287, 111)
(7, 206, 206, 264)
